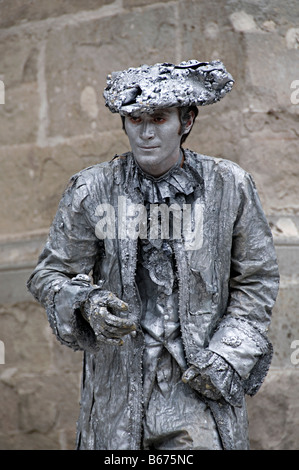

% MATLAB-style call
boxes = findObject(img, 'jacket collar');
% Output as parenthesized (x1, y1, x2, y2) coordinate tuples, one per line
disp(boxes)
(123, 150, 203, 204)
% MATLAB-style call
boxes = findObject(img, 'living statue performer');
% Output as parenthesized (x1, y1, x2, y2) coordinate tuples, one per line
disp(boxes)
(27, 60, 279, 450)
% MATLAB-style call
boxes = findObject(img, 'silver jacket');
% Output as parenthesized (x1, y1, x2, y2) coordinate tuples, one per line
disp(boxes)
(27, 150, 279, 450)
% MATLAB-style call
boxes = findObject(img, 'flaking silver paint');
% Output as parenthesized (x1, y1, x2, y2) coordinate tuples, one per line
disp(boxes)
(103, 60, 234, 115)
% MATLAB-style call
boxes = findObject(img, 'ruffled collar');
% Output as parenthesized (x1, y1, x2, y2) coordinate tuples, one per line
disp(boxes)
(127, 149, 201, 203)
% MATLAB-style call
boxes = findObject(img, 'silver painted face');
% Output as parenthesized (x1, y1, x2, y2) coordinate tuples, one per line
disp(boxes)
(125, 107, 184, 177)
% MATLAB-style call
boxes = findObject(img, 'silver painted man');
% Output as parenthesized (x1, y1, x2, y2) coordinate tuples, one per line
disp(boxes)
(27, 60, 279, 450)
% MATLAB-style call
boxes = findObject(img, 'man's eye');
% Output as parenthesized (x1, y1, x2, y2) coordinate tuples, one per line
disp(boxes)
(153, 116, 166, 123)
(129, 117, 142, 124)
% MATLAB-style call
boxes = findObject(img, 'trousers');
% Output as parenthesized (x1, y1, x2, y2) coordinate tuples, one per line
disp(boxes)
(141, 348, 222, 450)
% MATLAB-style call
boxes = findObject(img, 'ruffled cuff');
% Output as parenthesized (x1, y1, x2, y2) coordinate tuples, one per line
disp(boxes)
(45, 274, 103, 352)
(185, 350, 244, 407)
(208, 317, 273, 395)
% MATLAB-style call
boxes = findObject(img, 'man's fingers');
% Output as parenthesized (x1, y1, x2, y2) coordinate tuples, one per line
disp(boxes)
(104, 311, 136, 330)
(95, 331, 124, 347)
(90, 307, 136, 340)
(105, 292, 128, 313)
(182, 366, 200, 383)
(90, 291, 128, 313)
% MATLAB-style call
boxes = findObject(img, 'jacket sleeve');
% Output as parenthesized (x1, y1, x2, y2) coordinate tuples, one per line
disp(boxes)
(208, 172, 280, 395)
(27, 173, 103, 351)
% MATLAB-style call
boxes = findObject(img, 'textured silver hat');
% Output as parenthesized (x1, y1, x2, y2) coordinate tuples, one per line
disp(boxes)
(103, 59, 234, 115)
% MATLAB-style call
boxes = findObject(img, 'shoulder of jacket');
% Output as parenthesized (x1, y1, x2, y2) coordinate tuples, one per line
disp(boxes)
(71, 161, 111, 183)
(185, 149, 251, 182)
(67, 153, 130, 188)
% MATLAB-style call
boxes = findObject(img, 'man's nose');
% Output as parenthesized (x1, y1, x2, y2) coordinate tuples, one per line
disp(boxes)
(140, 121, 155, 139)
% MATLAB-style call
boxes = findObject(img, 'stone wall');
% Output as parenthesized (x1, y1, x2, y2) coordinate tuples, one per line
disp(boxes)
(0, 0, 298, 450)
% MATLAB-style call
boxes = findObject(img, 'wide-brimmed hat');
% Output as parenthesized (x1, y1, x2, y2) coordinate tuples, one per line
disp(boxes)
(103, 59, 234, 116)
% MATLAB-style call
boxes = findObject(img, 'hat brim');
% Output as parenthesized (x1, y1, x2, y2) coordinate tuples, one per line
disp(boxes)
(103, 60, 234, 115)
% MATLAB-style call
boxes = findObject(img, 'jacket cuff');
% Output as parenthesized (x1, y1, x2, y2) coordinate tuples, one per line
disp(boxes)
(45, 275, 102, 351)
(187, 349, 244, 406)
(208, 317, 272, 394)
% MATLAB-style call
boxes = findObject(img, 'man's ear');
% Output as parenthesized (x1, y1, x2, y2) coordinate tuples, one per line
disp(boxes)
(182, 110, 195, 135)
(121, 115, 127, 134)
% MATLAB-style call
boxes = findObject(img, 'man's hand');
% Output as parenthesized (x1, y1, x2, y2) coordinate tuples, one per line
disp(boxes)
(182, 364, 222, 401)
(182, 350, 244, 406)
(83, 290, 136, 346)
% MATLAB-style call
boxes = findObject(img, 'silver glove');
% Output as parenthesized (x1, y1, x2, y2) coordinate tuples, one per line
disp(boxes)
(83, 290, 136, 346)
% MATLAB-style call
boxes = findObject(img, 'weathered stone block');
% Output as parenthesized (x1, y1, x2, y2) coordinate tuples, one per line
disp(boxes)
(18, 384, 57, 434)
(179, 0, 248, 83)
(0, 302, 53, 373)
(0, 374, 19, 434)
(0, 28, 41, 84)
(247, 368, 299, 450)
(0, 429, 61, 450)
(244, 31, 299, 110)
(184, 103, 242, 166)
(0, 30, 41, 145)
(45, 5, 178, 138)
(269, 281, 299, 368)
(223, 0, 299, 28)
(0, 82, 40, 145)
(124, 0, 171, 7)
(0, 0, 116, 29)
(0, 319, 82, 449)
(0, 131, 129, 235)
(237, 126, 299, 215)
(17, 372, 80, 433)
(268, 243, 299, 368)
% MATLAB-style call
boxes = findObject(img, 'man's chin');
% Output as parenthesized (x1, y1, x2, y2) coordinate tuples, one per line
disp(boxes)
(134, 153, 161, 165)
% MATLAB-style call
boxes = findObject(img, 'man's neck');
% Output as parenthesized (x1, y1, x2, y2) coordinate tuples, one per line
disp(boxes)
(134, 149, 183, 179)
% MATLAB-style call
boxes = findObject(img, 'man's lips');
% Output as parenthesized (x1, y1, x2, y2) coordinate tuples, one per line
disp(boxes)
(138, 145, 159, 149)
